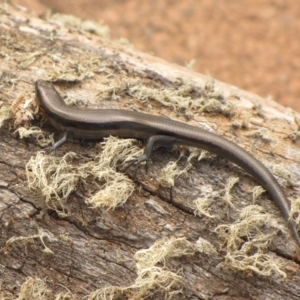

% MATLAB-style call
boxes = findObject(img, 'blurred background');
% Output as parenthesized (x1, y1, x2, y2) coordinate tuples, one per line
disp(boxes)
(14, 0, 300, 111)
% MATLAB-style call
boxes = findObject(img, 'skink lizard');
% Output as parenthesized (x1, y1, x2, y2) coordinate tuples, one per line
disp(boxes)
(35, 79, 300, 247)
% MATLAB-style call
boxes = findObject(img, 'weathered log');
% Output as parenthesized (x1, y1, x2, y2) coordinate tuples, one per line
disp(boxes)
(0, 3, 300, 299)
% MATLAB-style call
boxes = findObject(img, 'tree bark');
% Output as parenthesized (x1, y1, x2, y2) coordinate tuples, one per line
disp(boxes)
(0, 3, 300, 299)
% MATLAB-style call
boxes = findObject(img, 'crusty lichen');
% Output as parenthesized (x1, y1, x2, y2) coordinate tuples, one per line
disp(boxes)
(90, 237, 196, 300)
(4, 238, 198, 300)
(252, 186, 266, 204)
(50, 13, 110, 39)
(14, 277, 53, 300)
(0, 277, 80, 300)
(272, 163, 297, 188)
(194, 196, 215, 218)
(15, 126, 54, 147)
(288, 112, 300, 141)
(26, 151, 80, 215)
(216, 205, 275, 252)
(224, 245, 286, 278)
(1, 92, 35, 129)
(222, 176, 240, 210)
(134, 237, 196, 271)
(0, 105, 11, 128)
(290, 198, 300, 227)
(158, 160, 192, 188)
(3, 229, 53, 255)
(26, 136, 141, 213)
(194, 176, 239, 219)
(97, 76, 236, 116)
(215, 205, 286, 278)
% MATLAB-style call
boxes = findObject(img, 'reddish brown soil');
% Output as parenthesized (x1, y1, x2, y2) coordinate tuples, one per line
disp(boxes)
(15, 0, 300, 111)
